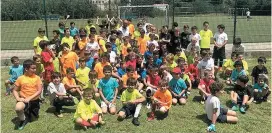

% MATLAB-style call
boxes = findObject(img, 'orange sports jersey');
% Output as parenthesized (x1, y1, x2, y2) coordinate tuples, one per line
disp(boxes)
(62, 77, 76, 90)
(94, 62, 111, 79)
(14, 74, 42, 100)
(137, 36, 148, 55)
(153, 88, 172, 109)
(128, 24, 135, 36)
(60, 51, 79, 75)
(121, 43, 131, 57)
(121, 72, 139, 86)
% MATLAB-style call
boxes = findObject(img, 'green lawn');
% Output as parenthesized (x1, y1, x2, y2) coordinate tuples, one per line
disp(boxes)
(1, 16, 271, 50)
(1, 59, 271, 133)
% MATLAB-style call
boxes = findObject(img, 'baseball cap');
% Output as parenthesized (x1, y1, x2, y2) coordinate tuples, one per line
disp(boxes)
(172, 67, 181, 74)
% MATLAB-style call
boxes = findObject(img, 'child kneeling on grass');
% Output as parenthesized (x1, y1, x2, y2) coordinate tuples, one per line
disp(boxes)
(147, 80, 172, 121)
(48, 72, 78, 118)
(205, 82, 238, 132)
(74, 88, 105, 130)
(117, 78, 146, 126)
(13, 59, 42, 130)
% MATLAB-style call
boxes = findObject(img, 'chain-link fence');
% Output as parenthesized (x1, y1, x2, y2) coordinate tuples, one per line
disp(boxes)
(1, 0, 271, 50)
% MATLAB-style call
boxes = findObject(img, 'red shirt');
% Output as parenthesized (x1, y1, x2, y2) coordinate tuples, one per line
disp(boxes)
(188, 64, 199, 80)
(199, 79, 214, 94)
(126, 59, 137, 70)
(147, 75, 161, 87)
(41, 51, 54, 71)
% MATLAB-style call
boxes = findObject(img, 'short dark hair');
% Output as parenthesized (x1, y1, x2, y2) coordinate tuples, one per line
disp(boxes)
(234, 38, 242, 45)
(83, 88, 94, 97)
(79, 57, 86, 62)
(237, 75, 249, 84)
(66, 68, 74, 74)
(64, 28, 69, 33)
(127, 77, 137, 86)
(257, 56, 266, 63)
(191, 26, 197, 30)
(59, 22, 65, 27)
(234, 60, 243, 68)
(90, 27, 96, 33)
(103, 65, 112, 72)
(62, 43, 70, 49)
(173, 22, 178, 27)
(203, 21, 209, 25)
(11, 56, 19, 63)
(110, 35, 117, 42)
(33, 54, 41, 61)
(53, 30, 60, 35)
(51, 72, 61, 79)
(23, 59, 35, 70)
(89, 71, 98, 79)
(159, 79, 168, 87)
(210, 81, 224, 95)
(100, 28, 107, 34)
(126, 65, 135, 72)
(39, 40, 50, 50)
(217, 24, 225, 30)
(70, 22, 75, 25)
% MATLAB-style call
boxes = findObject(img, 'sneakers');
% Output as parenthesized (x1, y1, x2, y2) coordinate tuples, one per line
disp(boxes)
(200, 100, 205, 105)
(18, 119, 28, 130)
(146, 103, 151, 109)
(231, 104, 239, 111)
(55, 112, 63, 118)
(240, 105, 246, 114)
(187, 91, 191, 95)
(147, 112, 155, 121)
(132, 117, 140, 126)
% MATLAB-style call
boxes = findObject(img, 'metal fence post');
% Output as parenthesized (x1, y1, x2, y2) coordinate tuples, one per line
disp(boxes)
(233, 0, 237, 43)
(172, 0, 175, 28)
(43, 0, 49, 38)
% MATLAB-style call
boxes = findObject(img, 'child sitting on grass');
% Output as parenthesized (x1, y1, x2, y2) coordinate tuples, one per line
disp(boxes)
(87, 71, 100, 103)
(205, 82, 238, 132)
(117, 78, 146, 126)
(198, 70, 215, 104)
(251, 57, 269, 85)
(146, 67, 161, 109)
(5, 56, 23, 96)
(226, 60, 246, 86)
(48, 72, 77, 118)
(222, 53, 237, 78)
(169, 67, 187, 105)
(13, 59, 42, 130)
(230, 75, 251, 114)
(62, 68, 83, 100)
(147, 80, 172, 121)
(98, 65, 119, 114)
(74, 88, 105, 130)
(253, 74, 270, 103)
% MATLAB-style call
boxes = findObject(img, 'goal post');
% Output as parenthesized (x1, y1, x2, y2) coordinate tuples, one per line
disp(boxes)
(118, 4, 169, 26)
(228, 8, 249, 18)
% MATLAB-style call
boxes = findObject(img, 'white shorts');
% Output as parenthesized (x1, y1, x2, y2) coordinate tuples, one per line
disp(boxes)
(101, 101, 116, 108)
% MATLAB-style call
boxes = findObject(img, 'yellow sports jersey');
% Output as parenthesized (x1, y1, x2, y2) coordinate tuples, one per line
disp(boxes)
(133, 30, 140, 40)
(33, 36, 49, 54)
(76, 67, 90, 89)
(223, 59, 235, 70)
(167, 61, 177, 71)
(61, 36, 75, 50)
(115, 38, 122, 55)
(53, 58, 60, 72)
(74, 100, 102, 121)
(85, 25, 96, 35)
(242, 60, 249, 74)
(174, 51, 187, 62)
(98, 39, 107, 55)
(121, 89, 144, 102)
(87, 80, 99, 89)
(199, 29, 213, 48)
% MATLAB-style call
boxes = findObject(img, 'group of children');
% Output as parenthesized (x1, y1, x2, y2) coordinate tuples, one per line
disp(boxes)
(5, 18, 270, 132)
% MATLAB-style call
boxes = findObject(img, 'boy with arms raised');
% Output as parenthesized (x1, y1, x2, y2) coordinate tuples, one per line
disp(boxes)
(13, 59, 42, 130)
(117, 78, 146, 126)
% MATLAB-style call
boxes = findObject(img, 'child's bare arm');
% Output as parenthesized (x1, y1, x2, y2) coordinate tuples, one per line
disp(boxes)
(198, 84, 209, 96)
(99, 89, 108, 103)
(112, 88, 119, 104)
(12, 85, 25, 102)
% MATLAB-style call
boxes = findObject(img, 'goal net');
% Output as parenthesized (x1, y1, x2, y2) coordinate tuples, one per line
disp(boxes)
(118, 4, 169, 27)
(228, 8, 249, 18)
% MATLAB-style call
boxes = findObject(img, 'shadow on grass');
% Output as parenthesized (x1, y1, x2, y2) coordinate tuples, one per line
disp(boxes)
(196, 114, 210, 126)
(45, 107, 76, 114)
(193, 96, 202, 102)
(11, 117, 19, 130)
(226, 100, 233, 108)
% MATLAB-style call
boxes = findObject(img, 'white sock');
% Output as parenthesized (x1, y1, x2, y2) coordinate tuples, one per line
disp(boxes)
(134, 103, 142, 118)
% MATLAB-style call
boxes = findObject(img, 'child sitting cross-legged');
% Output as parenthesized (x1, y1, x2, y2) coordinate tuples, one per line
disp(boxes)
(253, 74, 271, 103)
(117, 78, 146, 126)
(205, 82, 238, 132)
(48, 72, 77, 118)
(74, 88, 105, 130)
(147, 79, 172, 121)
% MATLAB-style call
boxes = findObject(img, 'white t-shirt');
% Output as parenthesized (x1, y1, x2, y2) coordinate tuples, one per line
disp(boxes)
(109, 51, 117, 63)
(86, 42, 100, 57)
(186, 43, 200, 53)
(143, 23, 152, 33)
(205, 95, 220, 121)
(214, 32, 228, 47)
(246, 11, 250, 16)
(164, 72, 173, 82)
(189, 33, 201, 46)
(197, 58, 214, 78)
(118, 26, 129, 37)
(47, 82, 66, 105)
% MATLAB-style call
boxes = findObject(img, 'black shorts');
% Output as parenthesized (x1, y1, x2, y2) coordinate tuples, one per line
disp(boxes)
(217, 108, 228, 123)
(118, 104, 136, 117)
(237, 94, 245, 104)
(212, 46, 226, 59)
(22, 99, 40, 121)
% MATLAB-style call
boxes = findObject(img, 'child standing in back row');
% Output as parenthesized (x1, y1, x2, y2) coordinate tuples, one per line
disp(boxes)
(5, 56, 24, 96)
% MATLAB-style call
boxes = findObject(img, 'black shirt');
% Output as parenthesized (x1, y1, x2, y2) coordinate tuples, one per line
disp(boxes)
(233, 84, 252, 96)
(180, 31, 191, 49)
(251, 65, 268, 83)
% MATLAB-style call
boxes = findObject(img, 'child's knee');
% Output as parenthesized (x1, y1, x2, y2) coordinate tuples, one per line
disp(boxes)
(5, 80, 10, 85)
(253, 89, 258, 93)
(118, 111, 126, 119)
(159, 107, 167, 113)
(75, 118, 83, 125)
(15, 102, 25, 112)
(95, 93, 100, 98)
(172, 98, 177, 105)
(179, 98, 186, 105)
(102, 108, 108, 114)
(110, 107, 116, 115)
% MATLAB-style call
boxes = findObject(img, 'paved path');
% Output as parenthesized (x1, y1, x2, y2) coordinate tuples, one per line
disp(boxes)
(1, 42, 271, 60)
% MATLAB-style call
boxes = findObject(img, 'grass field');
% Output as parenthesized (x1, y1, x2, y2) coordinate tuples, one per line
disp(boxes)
(1, 59, 271, 133)
(1, 16, 271, 50)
